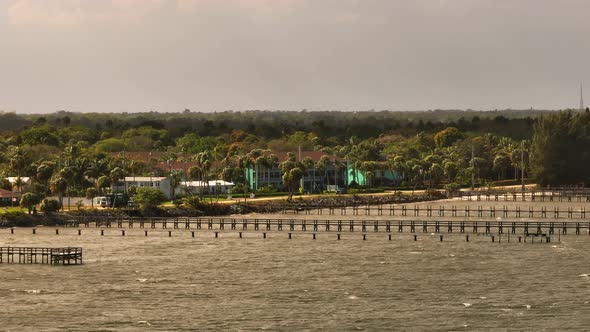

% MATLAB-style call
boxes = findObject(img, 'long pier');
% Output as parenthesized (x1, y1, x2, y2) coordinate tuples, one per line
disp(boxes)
(55, 217, 590, 236)
(0, 247, 83, 265)
(456, 190, 590, 202)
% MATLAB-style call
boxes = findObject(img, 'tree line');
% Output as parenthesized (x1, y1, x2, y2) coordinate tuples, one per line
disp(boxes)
(0, 109, 587, 209)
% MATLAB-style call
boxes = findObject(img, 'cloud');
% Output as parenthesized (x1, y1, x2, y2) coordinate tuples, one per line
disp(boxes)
(6, 0, 164, 25)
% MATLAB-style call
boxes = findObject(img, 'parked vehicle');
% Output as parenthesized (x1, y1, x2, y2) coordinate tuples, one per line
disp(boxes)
(95, 196, 109, 207)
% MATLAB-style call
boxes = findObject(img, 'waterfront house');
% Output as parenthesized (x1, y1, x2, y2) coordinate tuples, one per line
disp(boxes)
(0, 189, 20, 206)
(112, 176, 172, 199)
(177, 180, 234, 195)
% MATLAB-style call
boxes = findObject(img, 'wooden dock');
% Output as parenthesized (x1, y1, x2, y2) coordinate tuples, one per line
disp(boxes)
(0, 247, 82, 265)
(58, 217, 590, 236)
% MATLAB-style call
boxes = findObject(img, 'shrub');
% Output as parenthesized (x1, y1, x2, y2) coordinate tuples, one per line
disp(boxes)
(19, 192, 42, 214)
(127, 185, 137, 197)
(40, 199, 61, 214)
(133, 187, 166, 209)
(0, 210, 35, 227)
(182, 196, 202, 209)
(256, 185, 277, 194)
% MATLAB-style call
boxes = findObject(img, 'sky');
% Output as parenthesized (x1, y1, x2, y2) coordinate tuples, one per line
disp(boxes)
(0, 0, 589, 114)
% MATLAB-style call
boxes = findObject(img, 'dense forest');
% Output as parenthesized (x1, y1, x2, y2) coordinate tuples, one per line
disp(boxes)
(0, 109, 588, 209)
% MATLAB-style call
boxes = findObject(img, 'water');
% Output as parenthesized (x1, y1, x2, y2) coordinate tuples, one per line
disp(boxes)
(1, 228, 590, 331)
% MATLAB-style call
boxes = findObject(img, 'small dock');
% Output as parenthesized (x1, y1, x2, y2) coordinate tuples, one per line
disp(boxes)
(0, 247, 83, 265)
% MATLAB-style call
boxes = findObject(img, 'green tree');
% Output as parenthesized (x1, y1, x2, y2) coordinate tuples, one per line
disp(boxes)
(531, 111, 590, 185)
(133, 186, 166, 209)
(85, 187, 98, 208)
(40, 198, 60, 214)
(434, 127, 463, 148)
(97, 175, 111, 194)
(36, 163, 54, 194)
(110, 167, 126, 188)
(50, 176, 68, 210)
(280, 152, 305, 200)
(20, 192, 42, 214)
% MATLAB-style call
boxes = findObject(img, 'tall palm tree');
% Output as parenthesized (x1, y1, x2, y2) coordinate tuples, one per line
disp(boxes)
(50, 176, 68, 210)
(36, 163, 54, 195)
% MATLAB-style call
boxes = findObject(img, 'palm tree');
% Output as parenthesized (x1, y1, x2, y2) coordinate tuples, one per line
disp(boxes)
(194, 152, 212, 194)
(86, 159, 110, 185)
(267, 153, 279, 188)
(50, 176, 68, 210)
(301, 156, 314, 193)
(9, 147, 26, 191)
(36, 163, 54, 194)
(334, 159, 347, 188)
(247, 149, 263, 191)
(280, 152, 305, 200)
(237, 154, 253, 200)
(317, 155, 331, 190)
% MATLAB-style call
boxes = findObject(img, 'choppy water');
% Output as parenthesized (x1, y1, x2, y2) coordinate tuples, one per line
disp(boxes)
(1, 228, 590, 331)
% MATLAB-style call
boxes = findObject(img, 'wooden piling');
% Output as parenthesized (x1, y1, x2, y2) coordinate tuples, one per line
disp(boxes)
(56, 229, 59, 235)
(168, 231, 172, 237)
(414, 234, 417, 241)
(121, 230, 125, 236)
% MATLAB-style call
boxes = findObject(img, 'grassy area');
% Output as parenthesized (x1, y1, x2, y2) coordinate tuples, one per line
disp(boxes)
(0, 207, 26, 215)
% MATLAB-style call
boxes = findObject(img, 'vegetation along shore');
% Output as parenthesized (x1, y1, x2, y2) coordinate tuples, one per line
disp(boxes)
(1, 109, 589, 226)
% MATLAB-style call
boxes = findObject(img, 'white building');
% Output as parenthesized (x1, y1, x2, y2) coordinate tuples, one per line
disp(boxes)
(113, 176, 172, 199)
(177, 180, 234, 195)
(6, 177, 31, 193)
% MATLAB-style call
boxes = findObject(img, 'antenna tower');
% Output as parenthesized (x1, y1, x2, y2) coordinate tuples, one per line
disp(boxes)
(580, 82, 584, 111)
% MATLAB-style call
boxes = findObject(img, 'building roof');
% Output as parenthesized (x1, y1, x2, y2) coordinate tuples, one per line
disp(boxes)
(274, 151, 341, 162)
(6, 177, 31, 184)
(124, 177, 168, 182)
(181, 180, 234, 187)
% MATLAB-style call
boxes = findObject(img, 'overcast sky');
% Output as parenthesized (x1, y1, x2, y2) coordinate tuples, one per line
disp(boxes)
(0, 0, 589, 113)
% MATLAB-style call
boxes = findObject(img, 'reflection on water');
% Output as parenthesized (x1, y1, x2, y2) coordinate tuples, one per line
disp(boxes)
(1, 228, 590, 331)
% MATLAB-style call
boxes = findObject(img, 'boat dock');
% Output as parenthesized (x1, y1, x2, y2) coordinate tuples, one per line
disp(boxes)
(0, 247, 83, 265)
